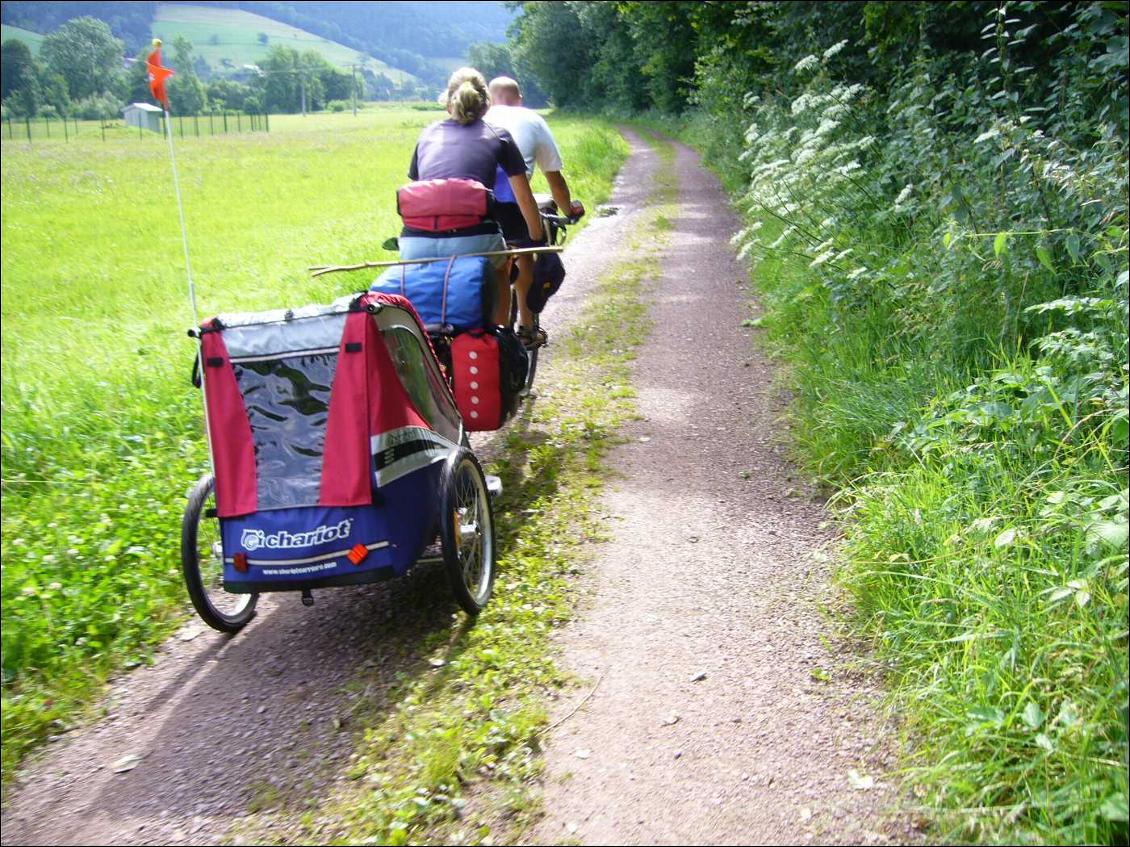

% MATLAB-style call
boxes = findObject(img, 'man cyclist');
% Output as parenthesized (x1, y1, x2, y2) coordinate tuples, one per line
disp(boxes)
(485, 76, 584, 349)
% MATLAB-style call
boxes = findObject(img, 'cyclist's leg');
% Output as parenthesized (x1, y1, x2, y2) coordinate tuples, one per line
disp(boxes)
(513, 254, 536, 329)
(491, 257, 512, 325)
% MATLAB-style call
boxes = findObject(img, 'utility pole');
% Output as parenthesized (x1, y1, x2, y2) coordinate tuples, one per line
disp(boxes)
(300, 70, 307, 117)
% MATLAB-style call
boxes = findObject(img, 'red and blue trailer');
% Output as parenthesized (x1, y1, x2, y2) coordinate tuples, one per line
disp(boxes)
(182, 291, 496, 632)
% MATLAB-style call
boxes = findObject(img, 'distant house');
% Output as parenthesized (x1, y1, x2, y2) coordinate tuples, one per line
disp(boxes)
(123, 103, 163, 132)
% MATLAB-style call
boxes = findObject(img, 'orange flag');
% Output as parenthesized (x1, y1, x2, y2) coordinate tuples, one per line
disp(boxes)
(147, 46, 174, 110)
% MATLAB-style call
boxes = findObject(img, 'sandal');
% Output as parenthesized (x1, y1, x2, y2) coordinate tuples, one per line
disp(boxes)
(517, 326, 548, 350)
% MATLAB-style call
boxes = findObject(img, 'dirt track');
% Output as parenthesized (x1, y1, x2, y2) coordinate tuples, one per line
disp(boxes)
(1, 130, 913, 846)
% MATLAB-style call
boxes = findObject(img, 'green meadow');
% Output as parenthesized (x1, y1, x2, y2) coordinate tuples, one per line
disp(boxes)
(0, 105, 626, 785)
(0, 24, 43, 54)
(152, 3, 412, 82)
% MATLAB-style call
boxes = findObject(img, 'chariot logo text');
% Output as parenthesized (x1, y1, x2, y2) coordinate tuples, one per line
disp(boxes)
(241, 519, 353, 552)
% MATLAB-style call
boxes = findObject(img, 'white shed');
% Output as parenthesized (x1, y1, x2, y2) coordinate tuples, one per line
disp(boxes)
(123, 102, 163, 132)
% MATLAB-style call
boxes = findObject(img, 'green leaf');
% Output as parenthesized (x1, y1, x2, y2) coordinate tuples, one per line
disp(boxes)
(1035, 244, 1055, 272)
(1086, 521, 1129, 552)
(994, 232, 1009, 257)
(1046, 586, 1074, 604)
(943, 230, 953, 249)
(1065, 233, 1081, 261)
(1101, 792, 1130, 822)
(1110, 414, 1129, 448)
(994, 528, 1018, 547)
(1021, 701, 1045, 729)
(968, 706, 1005, 726)
(1098, 795, 1125, 822)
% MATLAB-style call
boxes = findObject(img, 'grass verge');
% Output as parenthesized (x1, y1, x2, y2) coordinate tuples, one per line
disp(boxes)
(737, 221, 1128, 844)
(0, 111, 628, 790)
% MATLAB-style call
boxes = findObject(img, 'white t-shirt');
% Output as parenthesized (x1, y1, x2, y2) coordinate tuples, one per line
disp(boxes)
(484, 104, 564, 178)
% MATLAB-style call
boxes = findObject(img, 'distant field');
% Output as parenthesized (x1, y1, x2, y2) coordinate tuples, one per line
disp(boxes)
(152, 3, 414, 83)
(0, 107, 629, 784)
(1, 23, 43, 53)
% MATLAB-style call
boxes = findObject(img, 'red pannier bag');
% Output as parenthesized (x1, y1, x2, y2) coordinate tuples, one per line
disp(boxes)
(450, 328, 527, 431)
(397, 178, 493, 232)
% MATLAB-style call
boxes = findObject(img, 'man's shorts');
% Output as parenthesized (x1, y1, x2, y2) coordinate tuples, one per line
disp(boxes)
(494, 202, 531, 246)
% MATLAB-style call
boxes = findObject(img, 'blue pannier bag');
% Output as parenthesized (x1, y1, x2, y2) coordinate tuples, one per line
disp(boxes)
(371, 255, 492, 331)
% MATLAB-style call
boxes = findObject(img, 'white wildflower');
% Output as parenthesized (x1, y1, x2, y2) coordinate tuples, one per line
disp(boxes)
(793, 55, 820, 74)
(816, 118, 840, 136)
(895, 184, 915, 206)
(769, 227, 796, 250)
(809, 250, 837, 268)
(847, 267, 869, 280)
(793, 147, 818, 166)
(823, 40, 849, 60)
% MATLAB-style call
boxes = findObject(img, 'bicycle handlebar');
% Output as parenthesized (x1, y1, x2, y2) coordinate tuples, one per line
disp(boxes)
(542, 212, 583, 227)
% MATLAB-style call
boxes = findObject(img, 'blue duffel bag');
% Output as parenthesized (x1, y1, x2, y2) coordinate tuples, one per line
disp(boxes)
(371, 255, 492, 331)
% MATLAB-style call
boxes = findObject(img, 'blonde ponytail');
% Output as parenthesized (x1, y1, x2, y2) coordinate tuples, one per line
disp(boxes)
(445, 68, 489, 125)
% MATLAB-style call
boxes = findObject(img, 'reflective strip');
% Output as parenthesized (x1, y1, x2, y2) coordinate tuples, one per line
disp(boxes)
(226, 540, 389, 567)
(370, 427, 456, 488)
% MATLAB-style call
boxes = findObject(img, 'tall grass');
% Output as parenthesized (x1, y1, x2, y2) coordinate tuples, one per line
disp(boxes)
(0, 108, 627, 786)
(703, 8, 1128, 842)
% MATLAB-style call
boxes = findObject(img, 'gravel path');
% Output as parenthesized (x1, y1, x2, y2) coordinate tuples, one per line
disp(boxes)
(0, 131, 913, 846)
(525, 136, 913, 845)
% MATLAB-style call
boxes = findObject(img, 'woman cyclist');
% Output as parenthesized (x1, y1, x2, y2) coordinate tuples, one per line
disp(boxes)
(399, 67, 546, 327)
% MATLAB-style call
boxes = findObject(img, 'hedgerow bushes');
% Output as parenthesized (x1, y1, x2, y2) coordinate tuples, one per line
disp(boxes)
(717, 3, 1127, 842)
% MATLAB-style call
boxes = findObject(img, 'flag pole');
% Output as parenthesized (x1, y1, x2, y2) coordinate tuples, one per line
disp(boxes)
(162, 106, 199, 328)
(148, 40, 197, 327)
(149, 41, 216, 483)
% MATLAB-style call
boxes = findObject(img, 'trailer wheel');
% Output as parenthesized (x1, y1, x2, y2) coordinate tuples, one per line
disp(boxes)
(438, 449, 496, 614)
(181, 474, 258, 633)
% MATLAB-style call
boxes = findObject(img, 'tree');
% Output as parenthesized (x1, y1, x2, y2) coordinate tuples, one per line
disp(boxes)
(364, 70, 396, 101)
(166, 35, 207, 114)
(467, 41, 515, 84)
(619, 1, 698, 113)
(206, 79, 253, 112)
(40, 17, 125, 101)
(168, 74, 207, 115)
(123, 55, 153, 106)
(510, 2, 595, 108)
(37, 69, 71, 117)
(1, 39, 41, 116)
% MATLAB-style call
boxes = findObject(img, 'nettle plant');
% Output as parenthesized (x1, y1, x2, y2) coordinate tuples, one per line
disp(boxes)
(732, 39, 879, 309)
